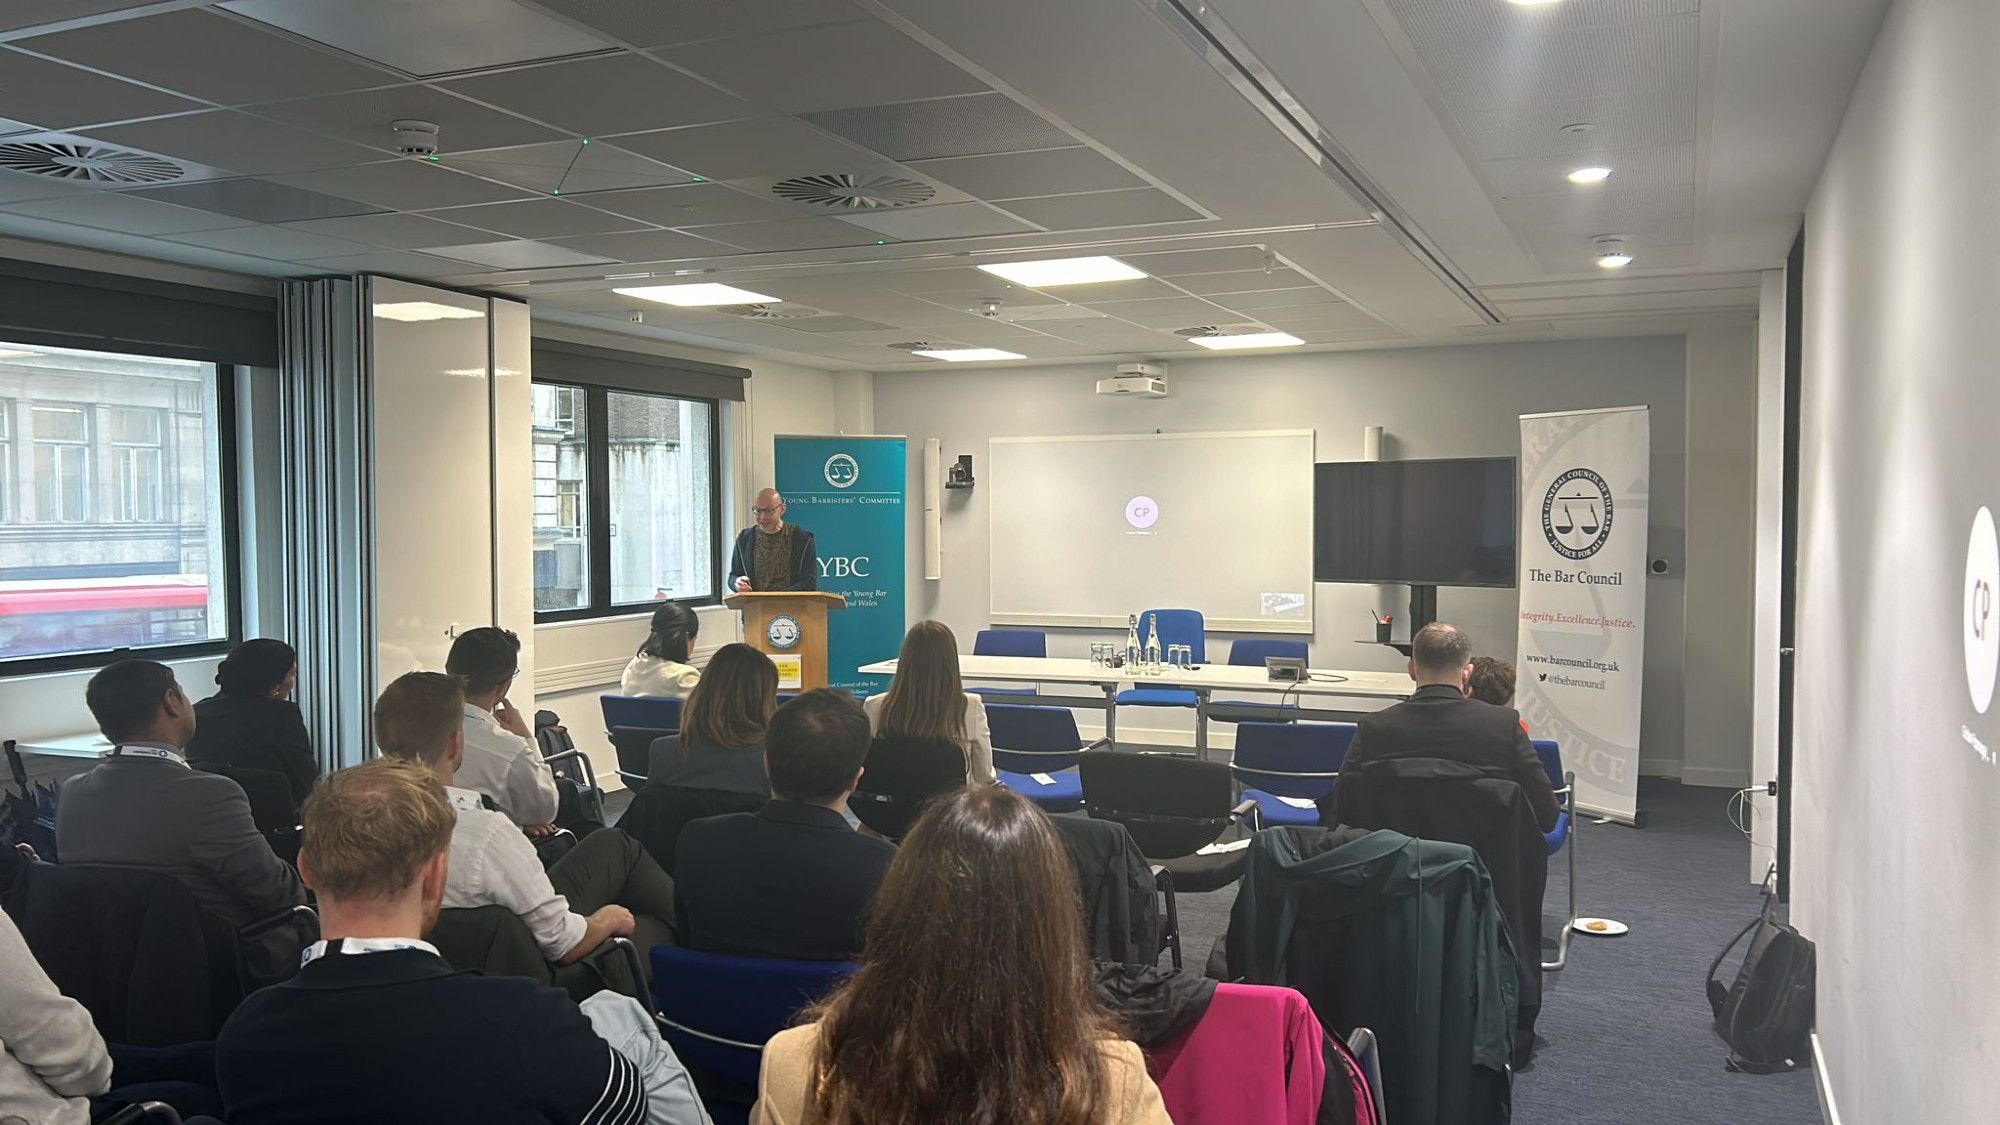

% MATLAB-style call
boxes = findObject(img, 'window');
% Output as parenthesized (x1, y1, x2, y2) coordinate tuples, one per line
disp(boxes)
(531, 383, 591, 613)
(0, 341, 235, 669)
(531, 380, 721, 621)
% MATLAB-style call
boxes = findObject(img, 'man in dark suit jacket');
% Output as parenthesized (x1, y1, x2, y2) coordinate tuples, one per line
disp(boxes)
(1338, 623, 1561, 833)
(725, 487, 819, 593)
(57, 660, 309, 984)
(216, 759, 666, 1125)
(675, 689, 895, 961)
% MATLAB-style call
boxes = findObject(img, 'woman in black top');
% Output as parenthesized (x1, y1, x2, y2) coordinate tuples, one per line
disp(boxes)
(185, 638, 318, 806)
(644, 643, 777, 796)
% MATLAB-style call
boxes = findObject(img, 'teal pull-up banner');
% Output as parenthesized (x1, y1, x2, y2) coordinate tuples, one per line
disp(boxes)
(773, 435, 907, 694)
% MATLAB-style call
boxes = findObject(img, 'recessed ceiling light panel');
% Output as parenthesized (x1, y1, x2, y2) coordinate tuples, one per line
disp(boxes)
(1188, 331, 1304, 350)
(1567, 166, 1613, 184)
(912, 348, 1025, 362)
(373, 301, 484, 322)
(613, 283, 781, 307)
(977, 256, 1146, 287)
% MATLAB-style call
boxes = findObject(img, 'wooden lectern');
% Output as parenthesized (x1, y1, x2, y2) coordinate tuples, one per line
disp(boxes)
(726, 591, 848, 691)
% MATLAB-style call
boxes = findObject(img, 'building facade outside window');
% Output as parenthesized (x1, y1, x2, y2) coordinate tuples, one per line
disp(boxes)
(31, 403, 90, 523)
(532, 382, 590, 613)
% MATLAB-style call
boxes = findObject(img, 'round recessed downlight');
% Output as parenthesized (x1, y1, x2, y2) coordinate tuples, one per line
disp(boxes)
(1594, 236, 1632, 269)
(1567, 166, 1613, 184)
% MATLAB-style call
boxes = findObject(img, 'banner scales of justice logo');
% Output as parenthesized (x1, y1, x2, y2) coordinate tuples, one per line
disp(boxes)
(766, 614, 802, 650)
(823, 453, 859, 489)
(1542, 467, 1615, 560)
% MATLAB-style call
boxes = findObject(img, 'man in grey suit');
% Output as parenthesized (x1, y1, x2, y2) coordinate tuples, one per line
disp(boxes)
(57, 659, 311, 984)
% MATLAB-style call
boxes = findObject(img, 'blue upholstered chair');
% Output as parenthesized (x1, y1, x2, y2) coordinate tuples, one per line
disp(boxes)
(1113, 609, 1206, 714)
(651, 945, 854, 1121)
(969, 628, 1046, 697)
(599, 694, 683, 787)
(1206, 638, 1312, 724)
(988, 703, 1104, 813)
(1536, 738, 1579, 971)
(1229, 721, 1355, 827)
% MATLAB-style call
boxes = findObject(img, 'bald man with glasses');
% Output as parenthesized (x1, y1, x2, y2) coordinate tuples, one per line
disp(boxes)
(727, 487, 819, 593)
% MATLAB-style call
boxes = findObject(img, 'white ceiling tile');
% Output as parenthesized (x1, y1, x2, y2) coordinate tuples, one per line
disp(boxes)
(253, 85, 565, 156)
(907, 147, 1142, 201)
(0, 48, 202, 130)
(442, 53, 757, 136)
(660, 21, 986, 113)
(995, 188, 1202, 230)
(1170, 269, 1309, 295)
(529, 0, 862, 48)
(1087, 297, 1234, 329)
(803, 94, 1076, 162)
(303, 250, 475, 277)
(1481, 143, 1694, 199)
(0, 167, 76, 204)
(279, 210, 495, 247)
(446, 140, 693, 194)
(421, 198, 651, 239)
(611, 118, 879, 181)
(219, 0, 614, 78)
(684, 217, 884, 251)
(271, 161, 534, 210)
(17, 9, 400, 105)
(1122, 247, 1274, 276)
(833, 202, 1034, 240)
(0, 0, 160, 33)
(546, 228, 738, 262)
(3, 191, 245, 235)
(131, 177, 381, 223)
(1214, 287, 1344, 312)
(428, 238, 614, 268)
(164, 223, 372, 259)
(83, 111, 381, 176)
(582, 182, 796, 227)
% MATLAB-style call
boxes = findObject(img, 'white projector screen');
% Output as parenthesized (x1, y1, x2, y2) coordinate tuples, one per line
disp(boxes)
(988, 430, 1314, 633)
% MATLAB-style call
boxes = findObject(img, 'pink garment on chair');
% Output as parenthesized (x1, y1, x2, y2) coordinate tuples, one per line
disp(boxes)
(1145, 982, 1327, 1125)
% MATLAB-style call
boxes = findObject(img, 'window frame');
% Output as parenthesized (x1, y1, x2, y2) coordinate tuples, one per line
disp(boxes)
(0, 361, 243, 679)
(532, 379, 724, 624)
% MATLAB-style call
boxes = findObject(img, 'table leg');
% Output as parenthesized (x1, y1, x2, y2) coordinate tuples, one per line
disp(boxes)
(1103, 684, 1118, 749)
(1195, 689, 1210, 761)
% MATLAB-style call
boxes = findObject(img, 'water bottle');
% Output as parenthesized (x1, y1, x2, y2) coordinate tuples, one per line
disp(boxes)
(1125, 614, 1141, 668)
(1142, 617, 1161, 674)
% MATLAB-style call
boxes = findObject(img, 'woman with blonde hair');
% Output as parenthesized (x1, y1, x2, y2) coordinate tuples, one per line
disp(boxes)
(752, 785, 1170, 1125)
(862, 620, 994, 783)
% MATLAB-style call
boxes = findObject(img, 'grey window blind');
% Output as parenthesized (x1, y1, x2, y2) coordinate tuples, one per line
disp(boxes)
(530, 338, 749, 402)
(0, 258, 279, 366)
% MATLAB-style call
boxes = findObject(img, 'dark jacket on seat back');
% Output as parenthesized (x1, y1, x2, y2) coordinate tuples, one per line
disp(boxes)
(216, 946, 645, 1124)
(187, 694, 319, 808)
(674, 800, 895, 962)
(1053, 814, 1161, 966)
(616, 783, 765, 875)
(1226, 826, 1517, 1125)
(1342, 683, 1559, 831)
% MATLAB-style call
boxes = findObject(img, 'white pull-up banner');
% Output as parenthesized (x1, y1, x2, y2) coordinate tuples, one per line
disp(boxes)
(1515, 405, 1650, 824)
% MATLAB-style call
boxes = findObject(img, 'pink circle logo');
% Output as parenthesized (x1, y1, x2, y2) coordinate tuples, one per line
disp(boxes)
(1125, 496, 1160, 529)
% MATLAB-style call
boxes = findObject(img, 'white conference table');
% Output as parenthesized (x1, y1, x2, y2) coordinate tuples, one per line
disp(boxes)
(858, 654, 1414, 758)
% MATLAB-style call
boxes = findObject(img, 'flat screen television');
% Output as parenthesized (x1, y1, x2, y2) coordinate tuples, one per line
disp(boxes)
(1314, 457, 1517, 587)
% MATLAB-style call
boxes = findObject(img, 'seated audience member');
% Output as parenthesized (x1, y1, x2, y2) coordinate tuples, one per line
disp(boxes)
(445, 626, 560, 830)
(1343, 623, 1558, 831)
(645, 642, 776, 795)
(675, 690, 895, 961)
(621, 603, 702, 699)
(1466, 655, 1531, 734)
(862, 619, 996, 784)
(375, 673, 678, 964)
(186, 638, 319, 806)
(0, 905, 111, 1124)
(215, 758, 704, 1124)
(753, 786, 1170, 1125)
(57, 660, 309, 984)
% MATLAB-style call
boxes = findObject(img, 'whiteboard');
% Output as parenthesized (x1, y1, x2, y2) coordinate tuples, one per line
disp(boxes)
(988, 430, 1315, 633)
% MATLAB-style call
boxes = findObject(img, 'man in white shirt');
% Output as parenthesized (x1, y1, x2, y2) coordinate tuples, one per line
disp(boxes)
(444, 627, 561, 831)
(374, 673, 678, 970)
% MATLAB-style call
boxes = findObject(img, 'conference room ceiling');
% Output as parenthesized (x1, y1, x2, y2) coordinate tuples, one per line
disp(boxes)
(0, 0, 1886, 369)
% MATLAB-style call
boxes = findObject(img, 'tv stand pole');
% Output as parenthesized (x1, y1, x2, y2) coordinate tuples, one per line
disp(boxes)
(1408, 584, 1439, 635)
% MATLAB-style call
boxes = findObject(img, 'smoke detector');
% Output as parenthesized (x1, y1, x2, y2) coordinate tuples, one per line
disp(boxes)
(977, 298, 1003, 318)
(771, 172, 934, 210)
(0, 140, 182, 184)
(392, 119, 439, 158)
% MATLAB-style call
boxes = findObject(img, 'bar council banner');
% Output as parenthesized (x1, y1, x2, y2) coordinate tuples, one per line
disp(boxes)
(1515, 406, 1650, 824)
(774, 435, 906, 695)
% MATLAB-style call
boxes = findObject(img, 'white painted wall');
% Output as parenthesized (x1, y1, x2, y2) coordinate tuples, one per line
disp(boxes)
(1682, 325, 1760, 790)
(872, 337, 1720, 775)
(1750, 269, 1788, 881)
(1793, 1, 2000, 1119)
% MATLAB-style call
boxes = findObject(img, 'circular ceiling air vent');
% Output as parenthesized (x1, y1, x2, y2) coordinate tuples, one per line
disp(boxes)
(0, 141, 183, 185)
(1174, 324, 1267, 338)
(771, 173, 935, 210)
(717, 303, 824, 320)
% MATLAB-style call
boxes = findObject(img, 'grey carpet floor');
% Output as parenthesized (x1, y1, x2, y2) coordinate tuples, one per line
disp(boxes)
(1170, 777, 1822, 1124)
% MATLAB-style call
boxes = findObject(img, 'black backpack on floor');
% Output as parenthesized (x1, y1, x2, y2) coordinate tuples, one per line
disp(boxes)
(1706, 870, 1815, 1073)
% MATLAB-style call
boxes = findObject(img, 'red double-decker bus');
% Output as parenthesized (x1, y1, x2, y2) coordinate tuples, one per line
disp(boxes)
(0, 576, 215, 661)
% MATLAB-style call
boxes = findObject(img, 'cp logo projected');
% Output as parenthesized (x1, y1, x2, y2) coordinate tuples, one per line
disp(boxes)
(766, 614, 802, 650)
(1125, 496, 1160, 530)
(1541, 468, 1614, 561)
(1965, 506, 1998, 713)
(822, 453, 859, 489)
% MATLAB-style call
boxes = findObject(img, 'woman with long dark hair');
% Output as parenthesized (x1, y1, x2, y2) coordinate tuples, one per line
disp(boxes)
(644, 642, 778, 795)
(185, 638, 318, 805)
(862, 619, 995, 783)
(752, 785, 1169, 1124)
(620, 602, 701, 698)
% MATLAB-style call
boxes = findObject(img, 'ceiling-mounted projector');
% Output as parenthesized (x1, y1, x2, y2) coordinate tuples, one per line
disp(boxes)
(1098, 362, 1167, 398)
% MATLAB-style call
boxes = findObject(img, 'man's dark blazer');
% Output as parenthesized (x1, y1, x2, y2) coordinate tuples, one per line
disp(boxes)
(216, 946, 645, 1124)
(187, 693, 320, 807)
(725, 526, 819, 591)
(1338, 683, 1560, 832)
(674, 800, 894, 961)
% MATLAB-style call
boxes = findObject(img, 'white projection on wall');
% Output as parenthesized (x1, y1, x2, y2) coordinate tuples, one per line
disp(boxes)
(987, 430, 1314, 633)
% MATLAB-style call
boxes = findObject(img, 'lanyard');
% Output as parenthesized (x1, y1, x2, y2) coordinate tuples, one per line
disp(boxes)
(300, 936, 439, 967)
(114, 744, 187, 766)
